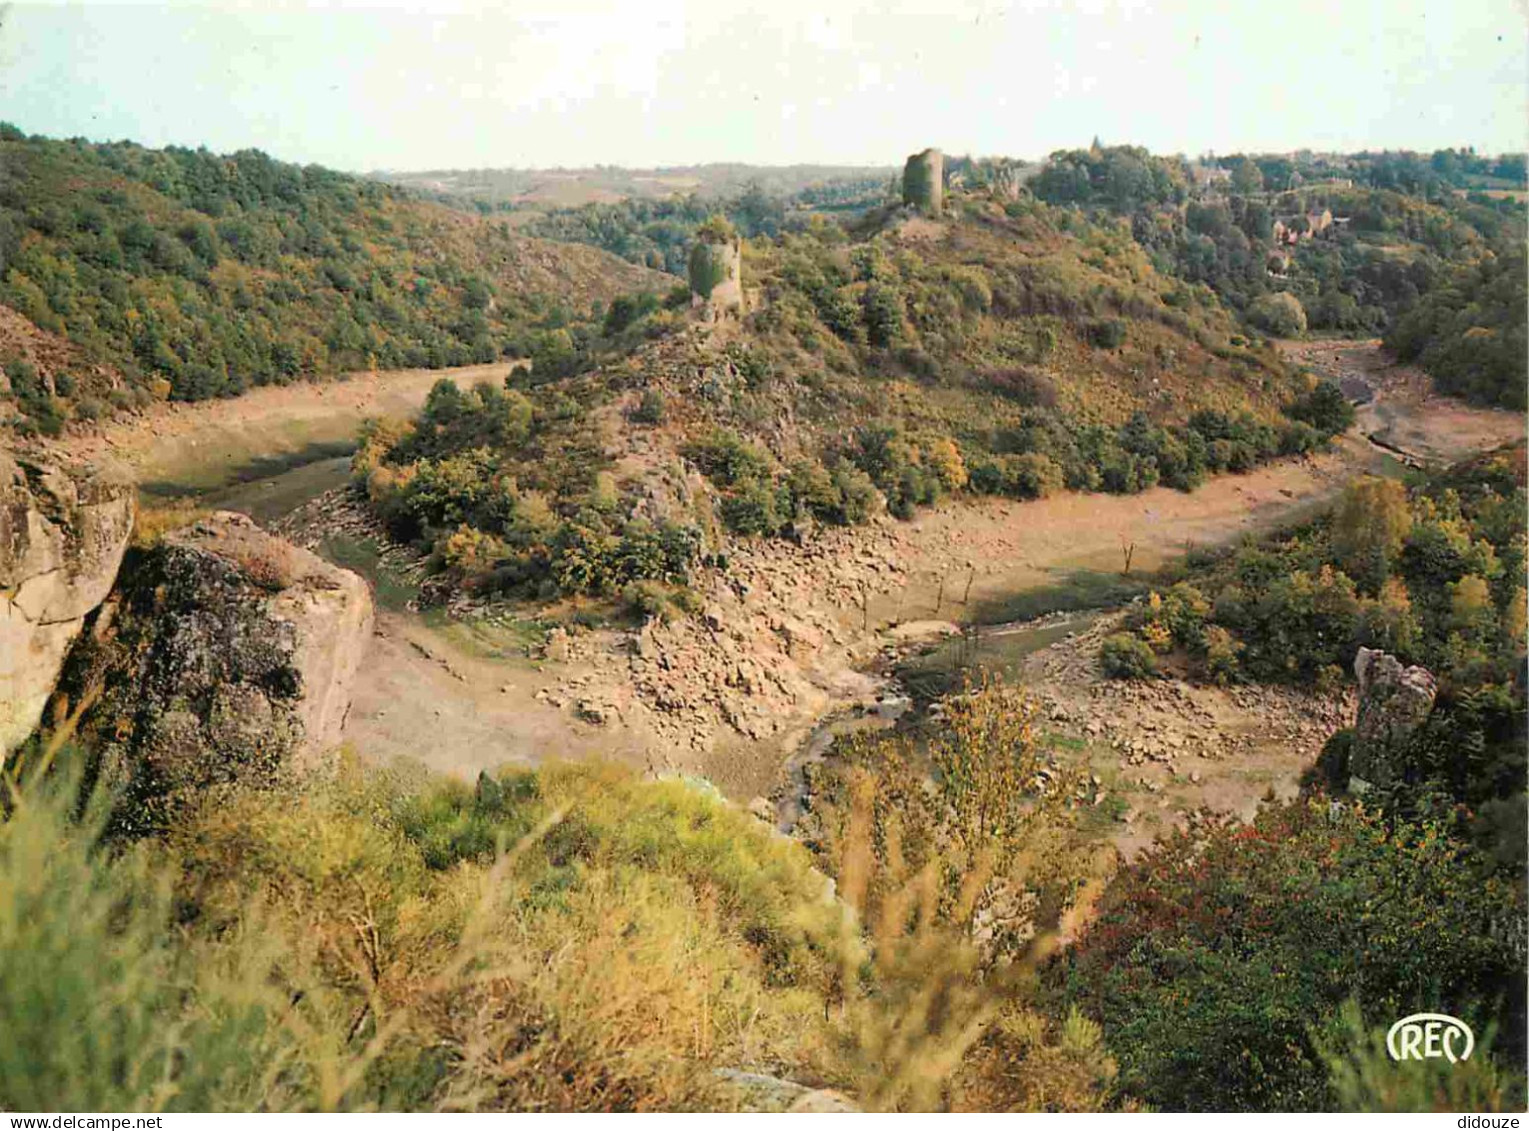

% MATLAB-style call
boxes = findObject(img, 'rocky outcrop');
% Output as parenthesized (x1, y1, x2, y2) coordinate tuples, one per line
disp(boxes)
(63, 512, 373, 829)
(1349, 646, 1438, 791)
(0, 452, 135, 756)
(902, 148, 945, 215)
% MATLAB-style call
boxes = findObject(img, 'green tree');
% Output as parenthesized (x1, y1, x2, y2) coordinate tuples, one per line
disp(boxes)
(1248, 291, 1308, 337)
(1059, 799, 1526, 1112)
(1331, 476, 1412, 590)
(1230, 157, 1264, 195)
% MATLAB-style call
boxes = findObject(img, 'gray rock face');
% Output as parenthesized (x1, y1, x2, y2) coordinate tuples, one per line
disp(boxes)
(1349, 646, 1438, 791)
(65, 512, 373, 829)
(0, 452, 135, 756)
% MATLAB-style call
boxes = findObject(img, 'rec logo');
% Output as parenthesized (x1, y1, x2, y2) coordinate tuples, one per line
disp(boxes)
(1386, 1012, 1475, 1063)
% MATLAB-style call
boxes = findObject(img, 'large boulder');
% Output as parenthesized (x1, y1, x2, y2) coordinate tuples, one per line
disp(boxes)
(62, 512, 373, 830)
(0, 452, 135, 757)
(1348, 646, 1438, 792)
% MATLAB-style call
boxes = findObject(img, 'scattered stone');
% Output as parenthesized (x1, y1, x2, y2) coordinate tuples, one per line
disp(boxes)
(544, 627, 571, 663)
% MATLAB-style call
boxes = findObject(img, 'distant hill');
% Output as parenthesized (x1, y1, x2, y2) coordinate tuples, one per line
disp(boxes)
(372, 163, 896, 213)
(1023, 143, 1526, 408)
(352, 188, 1353, 605)
(1028, 144, 1525, 331)
(0, 126, 672, 434)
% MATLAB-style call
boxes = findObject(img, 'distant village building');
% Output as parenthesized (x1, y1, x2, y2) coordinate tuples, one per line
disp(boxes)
(1191, 164, 1232, 193)
(1272, 207, 1336, 247)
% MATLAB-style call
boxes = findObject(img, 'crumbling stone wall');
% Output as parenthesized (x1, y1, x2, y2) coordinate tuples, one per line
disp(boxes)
(689, 238, 744, 314)
(902, 148, 944, 215)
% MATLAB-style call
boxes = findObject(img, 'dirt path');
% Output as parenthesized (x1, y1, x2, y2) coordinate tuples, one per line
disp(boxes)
(1281, 338, 1523, 466)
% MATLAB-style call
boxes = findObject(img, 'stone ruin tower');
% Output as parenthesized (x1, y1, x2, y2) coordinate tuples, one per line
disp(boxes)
(688, 218, 744, 317)
(901, 148, 944, 215)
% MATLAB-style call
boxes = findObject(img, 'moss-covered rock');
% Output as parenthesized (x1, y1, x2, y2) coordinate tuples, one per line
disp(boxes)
(61, 512, 373, 833)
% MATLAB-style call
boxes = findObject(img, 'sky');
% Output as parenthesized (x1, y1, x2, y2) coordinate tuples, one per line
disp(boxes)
(1, 0, 1525, 172)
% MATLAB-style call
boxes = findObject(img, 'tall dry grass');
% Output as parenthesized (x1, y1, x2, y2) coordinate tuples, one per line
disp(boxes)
(2, 687, 1123, 1113)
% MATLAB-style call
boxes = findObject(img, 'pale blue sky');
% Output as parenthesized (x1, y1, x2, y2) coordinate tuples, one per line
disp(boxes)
(2, 0, 1525, 171)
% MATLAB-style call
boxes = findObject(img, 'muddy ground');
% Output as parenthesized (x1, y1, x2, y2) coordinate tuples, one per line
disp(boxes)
(46, 361, 517, 495)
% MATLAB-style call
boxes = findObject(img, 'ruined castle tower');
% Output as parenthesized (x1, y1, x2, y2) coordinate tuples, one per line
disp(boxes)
(901, 148, 944, 215)
(688, 229, 744, 316)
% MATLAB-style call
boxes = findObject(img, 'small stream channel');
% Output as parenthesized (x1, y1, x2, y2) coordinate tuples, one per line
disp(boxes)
(149, 429, 1355, 842)
(772, 607, 1110, 833)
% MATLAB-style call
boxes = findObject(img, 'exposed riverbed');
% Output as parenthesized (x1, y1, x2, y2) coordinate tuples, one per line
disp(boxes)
(46, 342, 1521, 816)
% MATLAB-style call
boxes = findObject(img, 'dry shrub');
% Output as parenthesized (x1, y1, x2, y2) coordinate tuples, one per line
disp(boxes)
(802, 677, 1118, 1111)
(237, 541, 300, 591)
(983, 366, 1058, 407)
(430, 869, 783, 1111)
(0, 762, 384, 1112)
(952, 1006, 1133, 1112)
(805, 675, 1091, 959)
(131, 500, 209, 548)
(173, 761, 851, 1111)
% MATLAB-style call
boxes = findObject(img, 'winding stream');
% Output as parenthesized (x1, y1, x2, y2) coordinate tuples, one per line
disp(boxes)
(94, 339, 1521, 807)
(772, 607, 1113, 832)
